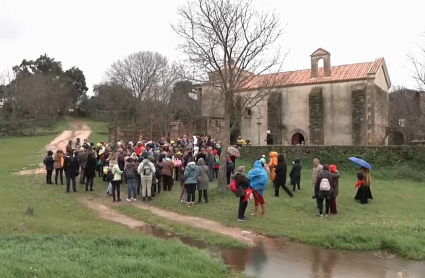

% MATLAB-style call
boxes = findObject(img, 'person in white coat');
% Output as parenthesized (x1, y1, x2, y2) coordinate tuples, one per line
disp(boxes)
(137, 154, 156, 201)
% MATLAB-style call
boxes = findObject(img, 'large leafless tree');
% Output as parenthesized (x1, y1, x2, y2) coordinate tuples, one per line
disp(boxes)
(173, 0, 285, 191)
(105, 51, 185, 130)
(407, 35, 425, 90)
(106, 51, 182, 101)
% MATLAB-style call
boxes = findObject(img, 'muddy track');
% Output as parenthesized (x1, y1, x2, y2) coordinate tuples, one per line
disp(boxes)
(18, 119, 92, 175)
(81, 199, 146, 229)
(80, 196, 256, 245)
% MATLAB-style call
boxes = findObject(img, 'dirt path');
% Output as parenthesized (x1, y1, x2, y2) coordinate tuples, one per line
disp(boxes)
(81, 195, 256, 245)
(18, 119, 92, 175)
(81, 199, 146, 229)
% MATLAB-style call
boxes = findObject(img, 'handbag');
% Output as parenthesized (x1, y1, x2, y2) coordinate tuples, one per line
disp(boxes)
(236, 187, 245, 197)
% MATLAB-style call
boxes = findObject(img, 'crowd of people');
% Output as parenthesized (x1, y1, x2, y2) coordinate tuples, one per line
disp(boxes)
(42, 134, 373, 221)
(42, 135, 236, 203)
(231, 154, 373, 221)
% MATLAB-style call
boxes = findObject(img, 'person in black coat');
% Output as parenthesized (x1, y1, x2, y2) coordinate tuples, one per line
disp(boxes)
(85, 151, 97, 192)
(43, 150, 54, 184)
(63, 151, 79, 193)
(195, 147, 206, 163)
(274, 154, 293, 197)
(289, 158, 302, 192)
(233, 166, 250, 221)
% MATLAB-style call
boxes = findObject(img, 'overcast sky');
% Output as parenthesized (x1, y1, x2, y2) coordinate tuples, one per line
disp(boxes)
(1, 0, 425, 94)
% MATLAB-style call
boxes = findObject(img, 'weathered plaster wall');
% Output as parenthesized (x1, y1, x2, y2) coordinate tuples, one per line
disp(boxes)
(281, 80, 368, 145)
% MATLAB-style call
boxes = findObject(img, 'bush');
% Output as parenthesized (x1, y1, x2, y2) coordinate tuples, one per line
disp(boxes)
(240, 145, 425, 181)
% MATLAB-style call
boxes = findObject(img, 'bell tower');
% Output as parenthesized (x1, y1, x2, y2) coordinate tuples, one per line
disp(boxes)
(310, 48, 331, 79)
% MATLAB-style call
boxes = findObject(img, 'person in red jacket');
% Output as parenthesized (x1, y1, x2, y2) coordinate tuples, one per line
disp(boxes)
(135, 142, 144, 156)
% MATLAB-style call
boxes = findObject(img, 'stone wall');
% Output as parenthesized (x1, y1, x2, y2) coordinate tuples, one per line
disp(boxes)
(239, 145, 425, 168)
(308, 88, 324, 145)
(351, 85, 366, 145)
(267, 92, 283, 144)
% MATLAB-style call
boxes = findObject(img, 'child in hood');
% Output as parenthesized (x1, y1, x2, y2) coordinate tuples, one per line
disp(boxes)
(43, 150, 54, 184)
(248, 160, 268, 216)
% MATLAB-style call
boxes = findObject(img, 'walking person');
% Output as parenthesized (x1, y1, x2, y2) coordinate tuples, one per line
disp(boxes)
(84, 151, 97, 191)
(329, 164, 340, 214)
(183, 157, 199, 207)
(248, 160, 269, 216)
(109, 156, 122, 202)
(124, 158, 138, 201)
(289, 158, 302, 192)
(314, 164, 340, 217)
(268, 151, 278, 193)
(212, 149, 220, 179)
(43, 150, 54, 184)
(274, 154, 293, 197)
(226, 155, 235, 185)
(63, 151, 79, 193)
(79, 147, 88, 184)
(162, 155, 174, 191)
(54, 150, 64, 185)
(155, 156, 163, 195)
(312, 158, 323, 207)
(205, 147, 215, 182)
(232, 166, 250, 221)
(196, 158, 209, 203)
(138, 154, 156, 201)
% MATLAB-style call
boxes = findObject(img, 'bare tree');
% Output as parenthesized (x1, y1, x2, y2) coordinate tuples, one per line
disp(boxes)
(389, 86, 425, 143)
(106, 51, 177, 101)
(407, 35, 425, 90)
(173, 0, 285, 191)
(105, 51, 184, 131)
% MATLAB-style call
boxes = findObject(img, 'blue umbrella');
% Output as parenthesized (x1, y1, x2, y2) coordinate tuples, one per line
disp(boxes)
(348, 157, 372, 170)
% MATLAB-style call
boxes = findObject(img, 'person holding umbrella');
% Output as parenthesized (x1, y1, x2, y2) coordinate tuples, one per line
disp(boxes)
(348, 157, 373, 204)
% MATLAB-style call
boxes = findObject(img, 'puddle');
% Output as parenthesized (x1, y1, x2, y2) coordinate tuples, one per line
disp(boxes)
(85, 200, 424, 278)
(135, 225, 424, 278)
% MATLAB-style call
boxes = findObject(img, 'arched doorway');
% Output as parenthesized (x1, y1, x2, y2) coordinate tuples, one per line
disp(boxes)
(291, 133, 305, 145)
(384, 131, 404, 146)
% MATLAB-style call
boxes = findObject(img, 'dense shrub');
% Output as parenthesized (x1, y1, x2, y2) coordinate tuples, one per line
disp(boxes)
(240, 145, 425, 181)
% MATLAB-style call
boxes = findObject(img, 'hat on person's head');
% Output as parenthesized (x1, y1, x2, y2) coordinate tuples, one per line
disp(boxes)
(267, 130, 271, 134)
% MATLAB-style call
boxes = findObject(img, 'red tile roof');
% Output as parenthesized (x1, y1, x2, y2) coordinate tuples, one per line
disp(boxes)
(239, 58, 385, 90)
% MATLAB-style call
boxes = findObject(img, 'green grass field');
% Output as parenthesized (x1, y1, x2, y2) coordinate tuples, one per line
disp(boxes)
(141, 160, 425, 260)
(80, 120, 425, 259)
(0, 132, 239, 278)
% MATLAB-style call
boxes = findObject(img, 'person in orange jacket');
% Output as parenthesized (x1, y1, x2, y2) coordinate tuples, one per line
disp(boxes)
(268, 151, 278, 185)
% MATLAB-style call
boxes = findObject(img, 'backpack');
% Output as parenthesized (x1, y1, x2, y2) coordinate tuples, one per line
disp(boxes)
(142, 163, 152, 176)
(229, 178, 237, 194)
(106, 167, 114, 182)
(125, 165, 137, 179)
(214, 155, 220, 165)
(319, 177, 331, 191)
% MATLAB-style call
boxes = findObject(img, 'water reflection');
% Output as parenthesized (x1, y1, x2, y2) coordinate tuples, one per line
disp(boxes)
(135, 225, 425, 278)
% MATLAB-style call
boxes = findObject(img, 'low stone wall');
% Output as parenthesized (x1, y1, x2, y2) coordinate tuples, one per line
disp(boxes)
(240, 145, 425, 168)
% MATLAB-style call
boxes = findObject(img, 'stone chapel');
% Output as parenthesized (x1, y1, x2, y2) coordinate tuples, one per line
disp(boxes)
(197, 48, 391, 146)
